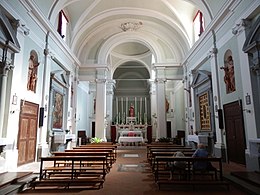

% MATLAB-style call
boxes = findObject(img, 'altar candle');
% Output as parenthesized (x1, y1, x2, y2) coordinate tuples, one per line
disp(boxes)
(126, 97, 128, 117)
(116, 97, 118, 114)
(140, 97, 142, 117)
(145, 97, 147, 114)
(135, 97, 137, 116)
(121, 97, 123, 116)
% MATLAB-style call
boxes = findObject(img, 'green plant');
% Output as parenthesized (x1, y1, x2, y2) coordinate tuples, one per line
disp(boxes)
(90, 137, 103, 143)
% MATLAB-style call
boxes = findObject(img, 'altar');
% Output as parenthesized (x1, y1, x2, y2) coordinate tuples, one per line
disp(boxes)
(116, 124, 147, 142)
(117, 130, 144, 145)
(118, 136, 144, 145)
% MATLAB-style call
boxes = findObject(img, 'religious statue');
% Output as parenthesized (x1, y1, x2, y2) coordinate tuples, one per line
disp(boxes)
(221, 55, 236, 93)
(27, 54, 39, 92)
(129, 104, 134, 117)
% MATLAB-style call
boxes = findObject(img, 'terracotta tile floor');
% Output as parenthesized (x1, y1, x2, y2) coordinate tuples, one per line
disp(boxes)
(17, 146, 250, 195)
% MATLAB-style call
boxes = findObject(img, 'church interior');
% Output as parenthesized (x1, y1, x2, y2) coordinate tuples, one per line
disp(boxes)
(0, 0, 260, 194)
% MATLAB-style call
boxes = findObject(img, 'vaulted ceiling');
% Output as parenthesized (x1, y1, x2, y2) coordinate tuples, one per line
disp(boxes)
(32, 0, 226, 85)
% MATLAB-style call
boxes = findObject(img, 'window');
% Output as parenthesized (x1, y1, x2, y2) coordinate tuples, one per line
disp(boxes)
(193, 11, 204, 42)
(57, 10, 68, 41)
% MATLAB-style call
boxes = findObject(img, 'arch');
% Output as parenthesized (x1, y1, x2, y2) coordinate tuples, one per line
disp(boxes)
(97, 32, 162, 65)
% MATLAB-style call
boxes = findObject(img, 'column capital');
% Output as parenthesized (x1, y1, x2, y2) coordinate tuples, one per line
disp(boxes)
(207, 47, 218, 58)
(95, 79, 106, 83)
(232, 19, 251, 36)
(155, 78, 166, 83)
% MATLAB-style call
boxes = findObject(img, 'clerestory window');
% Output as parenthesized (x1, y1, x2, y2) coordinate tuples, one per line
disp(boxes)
(57, 10, 68, 41)
(193, 11, 204, 42)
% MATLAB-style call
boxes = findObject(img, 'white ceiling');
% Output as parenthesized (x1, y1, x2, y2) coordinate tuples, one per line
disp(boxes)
(31, 0, 226, 82)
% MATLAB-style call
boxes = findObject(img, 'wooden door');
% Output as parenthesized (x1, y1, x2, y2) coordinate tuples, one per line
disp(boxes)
(223, 101, 246, 165)
(111, 125, 116, 143)
(17, 101, 39, 166)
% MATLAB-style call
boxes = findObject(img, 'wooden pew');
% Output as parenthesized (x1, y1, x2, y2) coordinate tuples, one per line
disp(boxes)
(150, 150, 195, 171)
(31, 155, 107, 189)
(147, 145, 192, 160)
(76, 144, 118, 158)
(69, 147, 116, 162)
(146, 144, 191, 156)
(52, 151, 111, 172)
(153, 156, 229, 190)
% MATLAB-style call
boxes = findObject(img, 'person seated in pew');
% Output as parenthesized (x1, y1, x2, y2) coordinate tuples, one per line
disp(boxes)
(167, 151, 186, 180)
(192, 143, 216, 171)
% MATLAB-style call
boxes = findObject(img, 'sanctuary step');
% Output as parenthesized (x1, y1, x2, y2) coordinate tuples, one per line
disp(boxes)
(230, 171, 260, 187)
(224, 171, 260, 195)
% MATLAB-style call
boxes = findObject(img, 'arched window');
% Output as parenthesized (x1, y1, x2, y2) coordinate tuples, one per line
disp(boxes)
(193, 11, 204, 42)
(57, 10, 69, 41)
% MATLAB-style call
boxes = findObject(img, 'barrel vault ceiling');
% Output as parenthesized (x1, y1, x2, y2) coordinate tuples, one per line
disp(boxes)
(31, 0, 226, 86)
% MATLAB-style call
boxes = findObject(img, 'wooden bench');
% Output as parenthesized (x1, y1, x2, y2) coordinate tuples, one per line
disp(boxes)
(66, 148, 116, 163)
(53, 151, 112, 171)
(31, 178, 104, 189)
(32, 155, 107, 189)
(154, 156, 229, 190)
(75, 144, 118, 158)
(150, 150, 195, 171)
(148, 148, 195, 163)
(146, 145, 192, 159)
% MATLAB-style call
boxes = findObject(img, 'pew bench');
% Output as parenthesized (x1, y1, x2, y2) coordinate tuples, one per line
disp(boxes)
(52, 151, 111, 172)
(154, 156, 229, 190)
(30, 178, 104, 189)
(76, 144, 118, 158)
(146, 145, 192, 159)
(31, 156, 107, 189)
(66, 148, 116, 164)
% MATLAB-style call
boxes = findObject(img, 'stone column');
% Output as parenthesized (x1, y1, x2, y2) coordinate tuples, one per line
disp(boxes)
(235, 19, 259, 171)
(106, 80, 115, 141)
(155, 78, 167, 139)
(150, 81, 157, 140)
(209, 46, 226, 158)
(95, 68, 108, 141)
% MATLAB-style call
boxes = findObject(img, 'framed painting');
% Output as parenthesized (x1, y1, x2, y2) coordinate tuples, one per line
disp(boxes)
(199, 92, 211, 130)
(52, 90, 63, 130)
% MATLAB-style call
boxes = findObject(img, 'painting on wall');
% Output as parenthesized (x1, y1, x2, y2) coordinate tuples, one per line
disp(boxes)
(52, 90, 63, 129)
(199, 92, 211, 130)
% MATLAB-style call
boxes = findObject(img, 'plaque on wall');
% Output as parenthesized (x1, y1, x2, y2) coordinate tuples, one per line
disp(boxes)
(199, 92, 211, 130)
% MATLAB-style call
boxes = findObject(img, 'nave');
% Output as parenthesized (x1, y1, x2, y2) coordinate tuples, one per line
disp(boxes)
(9, 145, 251, 195)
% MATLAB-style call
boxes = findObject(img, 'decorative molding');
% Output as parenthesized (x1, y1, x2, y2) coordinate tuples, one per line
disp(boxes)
(17, 20, 30, 36)
(232, 19, 250, 35)
(95, 79, 106, 83)
(155, 78, 166, 83)
(120, 21, 143, 32)
(207, 47, 218, 58)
